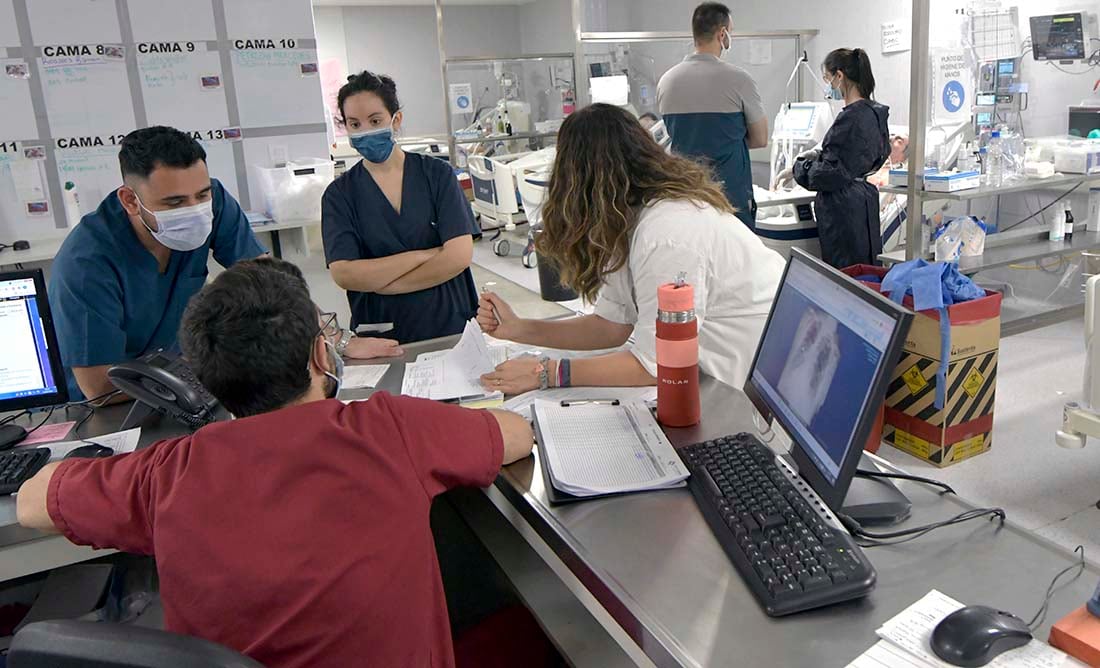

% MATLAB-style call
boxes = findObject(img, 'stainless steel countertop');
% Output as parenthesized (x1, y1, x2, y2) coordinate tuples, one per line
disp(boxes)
(4, 337, 1093, 667)
(359, 336, 1100, 668)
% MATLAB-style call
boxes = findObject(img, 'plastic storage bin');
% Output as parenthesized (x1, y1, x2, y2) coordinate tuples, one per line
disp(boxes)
(253, 158, 335, 222)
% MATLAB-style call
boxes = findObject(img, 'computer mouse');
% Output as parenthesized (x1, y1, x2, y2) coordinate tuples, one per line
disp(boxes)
(64, 444, 114, 460)
(930, 605, 1033, 667)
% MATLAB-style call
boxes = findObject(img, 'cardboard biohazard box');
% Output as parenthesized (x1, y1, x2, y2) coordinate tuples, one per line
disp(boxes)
(842, 265, 1002, 467)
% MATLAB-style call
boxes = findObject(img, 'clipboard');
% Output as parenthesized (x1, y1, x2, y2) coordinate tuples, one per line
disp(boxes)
(531, 400, 664, 506)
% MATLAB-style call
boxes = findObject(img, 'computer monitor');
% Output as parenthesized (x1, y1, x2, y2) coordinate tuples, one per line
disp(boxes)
(1030, 13, 1086, 61)
(0, 269, 68, 412)
(1069, 106, 1100, 139)
(744, 250, 912, 513)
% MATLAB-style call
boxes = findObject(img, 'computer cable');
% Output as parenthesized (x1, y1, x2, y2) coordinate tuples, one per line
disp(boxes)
(838, 507, 1006, 548)
(855, 468, 956, 495)
(999, 183, 1081, 234)
(67, 390, 122, 435)
(22, 403, 58, 436)
(1025, 545, 1086, 631)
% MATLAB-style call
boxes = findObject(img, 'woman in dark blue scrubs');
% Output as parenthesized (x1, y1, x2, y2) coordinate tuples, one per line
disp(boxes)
(794, 48, 890, 268)
(322, 71, 478, 344)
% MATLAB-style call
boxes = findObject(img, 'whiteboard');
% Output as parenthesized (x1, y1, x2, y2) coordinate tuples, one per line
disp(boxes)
(140, 50, 230, 130)
(41, 57, 134, 139)
(0, 2, 19, 46)
(232, 48, 325, 128)
(0, 60, 37, 140)
(127, 1, 217, 43)
(27, 0, 121, 45)
(56, 146, 125, 218)
(222, 0, 316, 38)
(0, 0, 327, 239)
(0, 153, 56, 242)
(198, 139, 241, 201)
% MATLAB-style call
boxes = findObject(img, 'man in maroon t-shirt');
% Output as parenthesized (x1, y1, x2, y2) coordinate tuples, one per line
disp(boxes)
(16, 258, 533, 668)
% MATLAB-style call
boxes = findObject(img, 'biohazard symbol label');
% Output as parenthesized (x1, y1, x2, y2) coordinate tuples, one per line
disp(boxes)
(902, 364, 928, 395)
(962, 369, 985, 399)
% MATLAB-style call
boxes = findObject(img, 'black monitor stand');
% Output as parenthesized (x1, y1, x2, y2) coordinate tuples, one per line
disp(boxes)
(840, 452, 912, 526)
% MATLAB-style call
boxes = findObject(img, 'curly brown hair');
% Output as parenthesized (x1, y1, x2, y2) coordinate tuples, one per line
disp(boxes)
(537, 104, 735, 303)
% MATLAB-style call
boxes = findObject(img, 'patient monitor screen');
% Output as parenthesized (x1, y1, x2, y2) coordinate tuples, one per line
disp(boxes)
(779, 106, 816, 134)
(750, 260, 897, 485)
(1030, 13, 1086, 61)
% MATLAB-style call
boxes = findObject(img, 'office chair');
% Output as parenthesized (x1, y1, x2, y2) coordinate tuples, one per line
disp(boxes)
(9, 620, 265, 668)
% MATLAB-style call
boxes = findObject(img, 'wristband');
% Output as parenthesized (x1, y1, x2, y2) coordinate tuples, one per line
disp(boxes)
(537, 356, 551, 391)
(559, 358, 572, 388)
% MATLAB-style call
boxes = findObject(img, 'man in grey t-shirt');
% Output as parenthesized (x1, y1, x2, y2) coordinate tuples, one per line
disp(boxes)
(657, 2, 768, 229)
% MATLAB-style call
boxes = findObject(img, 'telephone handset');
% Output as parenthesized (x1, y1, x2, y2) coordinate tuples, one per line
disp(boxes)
(108, 350, 227, 430)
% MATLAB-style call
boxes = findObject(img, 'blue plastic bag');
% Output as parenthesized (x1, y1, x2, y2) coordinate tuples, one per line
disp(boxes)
(880, 259, 985, 409)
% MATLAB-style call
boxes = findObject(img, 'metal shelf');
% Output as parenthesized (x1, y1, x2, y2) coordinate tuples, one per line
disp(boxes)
(879, 227, 1100, 275)
(444, 53, 575, 65)
(454, 131, 558, 146)
(882, 173, 1100, 201)
(579, 30, 819, 43)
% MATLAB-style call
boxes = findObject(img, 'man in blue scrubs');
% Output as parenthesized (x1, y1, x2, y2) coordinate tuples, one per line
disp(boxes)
(49, 126, 265, 401)
(657, 2, 769, 229)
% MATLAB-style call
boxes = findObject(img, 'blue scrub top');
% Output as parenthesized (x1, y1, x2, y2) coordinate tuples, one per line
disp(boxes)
(48, 179, 266, 400)
(664, 112, 756, 229)
(321, 152, 478, 344)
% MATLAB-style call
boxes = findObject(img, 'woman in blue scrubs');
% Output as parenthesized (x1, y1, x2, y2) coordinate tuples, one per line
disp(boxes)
(322, 72, 478, 344)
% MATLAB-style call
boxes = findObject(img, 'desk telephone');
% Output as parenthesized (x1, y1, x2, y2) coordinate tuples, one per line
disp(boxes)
(108, 350, 228, 430)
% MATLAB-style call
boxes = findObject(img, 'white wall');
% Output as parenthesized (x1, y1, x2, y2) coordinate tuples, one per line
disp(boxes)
(321, 4, 528, 136)
(338, 6, 447, 136)
(313, 6, 349, 67)
(519, 0, 573, 55)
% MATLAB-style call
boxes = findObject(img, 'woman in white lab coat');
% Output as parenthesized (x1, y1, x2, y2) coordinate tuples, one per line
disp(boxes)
(477, 103, 786, 394)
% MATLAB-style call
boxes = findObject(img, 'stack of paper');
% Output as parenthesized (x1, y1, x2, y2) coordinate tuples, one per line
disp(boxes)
(533, 399, 688, 497)
(401, 320, 499, 401)
(342, 364, 390, 390)
(848, 590, 1085, 668)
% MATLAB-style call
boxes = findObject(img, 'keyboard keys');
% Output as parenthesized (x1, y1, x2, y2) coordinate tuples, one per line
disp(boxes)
(682, 433, 875, 615)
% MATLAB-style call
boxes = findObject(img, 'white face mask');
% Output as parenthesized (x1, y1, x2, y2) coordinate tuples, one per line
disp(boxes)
(134, 194, 214, 252)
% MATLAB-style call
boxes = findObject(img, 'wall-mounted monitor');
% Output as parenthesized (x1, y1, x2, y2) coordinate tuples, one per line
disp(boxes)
(1030, 13, 1086, 61)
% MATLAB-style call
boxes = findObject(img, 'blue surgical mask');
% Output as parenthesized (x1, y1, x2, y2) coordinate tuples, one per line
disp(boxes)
(349, 127, 395, 163)
(323, 339, 344, 399)
(823, 75, 843, 101)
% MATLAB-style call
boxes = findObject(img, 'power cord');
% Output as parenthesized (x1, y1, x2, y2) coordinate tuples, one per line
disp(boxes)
(838, 507, 1006, 548)
(999, 183, 1082, 234)
(856, 468, 956, 495)
(0, 389, 122, 438)
(1026, 545, 1086, 631)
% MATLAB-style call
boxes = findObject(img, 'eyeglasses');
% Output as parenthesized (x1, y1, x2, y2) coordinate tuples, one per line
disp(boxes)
(318, 311, 340, 343)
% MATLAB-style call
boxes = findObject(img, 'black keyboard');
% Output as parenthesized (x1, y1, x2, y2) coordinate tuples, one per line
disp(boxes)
(0, 448, 51, 495)
(679, 433, 875, 616)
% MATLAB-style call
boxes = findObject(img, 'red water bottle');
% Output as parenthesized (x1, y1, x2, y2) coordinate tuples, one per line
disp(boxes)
(657, 273, 700, 427)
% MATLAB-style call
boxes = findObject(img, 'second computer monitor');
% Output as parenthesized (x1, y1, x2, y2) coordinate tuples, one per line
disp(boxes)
(744, 250, 912, 512)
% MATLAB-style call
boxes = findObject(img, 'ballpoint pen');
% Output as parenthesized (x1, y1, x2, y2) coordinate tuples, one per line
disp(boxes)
(481, 282, 502, 325)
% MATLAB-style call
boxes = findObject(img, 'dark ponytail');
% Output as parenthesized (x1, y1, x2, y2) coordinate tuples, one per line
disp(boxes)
(824, 48, 875, 100)
(337, 71, 401, 122)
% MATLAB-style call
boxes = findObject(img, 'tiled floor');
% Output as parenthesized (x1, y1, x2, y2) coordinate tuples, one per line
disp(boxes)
(294, 238, 1100, 558)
